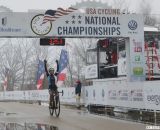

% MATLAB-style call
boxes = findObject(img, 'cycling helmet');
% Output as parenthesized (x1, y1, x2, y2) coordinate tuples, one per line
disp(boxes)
(49, 68, 54, 72)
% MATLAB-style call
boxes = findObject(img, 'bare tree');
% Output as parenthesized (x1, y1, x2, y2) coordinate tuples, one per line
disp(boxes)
(112, 0, 130, 13)
(17, 39, 32, 90)
(71, 38, 98, 65)
(138, 0, 156, 26)
(32, 39, 49, 60)
(65, 38, 98, 86)
(0, 37, 63, 90)
(32, 39, 50, 90)
(0, 39, 22, 90)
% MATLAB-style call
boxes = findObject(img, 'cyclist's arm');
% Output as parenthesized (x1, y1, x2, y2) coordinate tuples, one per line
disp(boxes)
(44, 60, 49, 77)
(55, 60, 59, 77)
(54, 72, 58, 77)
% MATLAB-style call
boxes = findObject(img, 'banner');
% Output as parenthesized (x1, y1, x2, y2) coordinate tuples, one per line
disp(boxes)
(85, 64, 98, 79)
(0, 10, 143, 38)
(0, 80, 160, 110)
(130, 37, 145, 81)
(83, 79, 160, 110)
(0, 9, 145, 82)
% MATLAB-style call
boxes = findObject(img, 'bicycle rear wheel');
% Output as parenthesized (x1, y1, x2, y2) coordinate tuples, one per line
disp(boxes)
(55, 98, 60, 117)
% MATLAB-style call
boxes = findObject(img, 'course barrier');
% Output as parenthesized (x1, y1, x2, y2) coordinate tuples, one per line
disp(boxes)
(1, 79, 160, 111)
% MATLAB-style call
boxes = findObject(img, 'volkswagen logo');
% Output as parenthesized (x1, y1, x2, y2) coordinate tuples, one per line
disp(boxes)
(128, 20, 138, 30)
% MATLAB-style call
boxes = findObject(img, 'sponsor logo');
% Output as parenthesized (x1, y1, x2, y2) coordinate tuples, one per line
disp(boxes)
(147, 95, 160, 105)
(133, 39, 142, 52)
(31, 14, 52, 36)
(0, 27, 21, 33)
(146, 126, 160, 129)
(133, 67, 143, 75)
(0, 17, 21, 33)
(128, 20, 137, 30)
(135, 55, 141, 62)
(31, 8, 77, 36)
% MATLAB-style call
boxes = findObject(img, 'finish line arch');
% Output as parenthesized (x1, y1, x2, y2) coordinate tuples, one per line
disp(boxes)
(0, 8, 144, 81)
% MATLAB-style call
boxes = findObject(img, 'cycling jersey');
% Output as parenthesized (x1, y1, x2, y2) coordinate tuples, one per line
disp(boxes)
(47, 75, 57, 91)
(44, 62, 57, 91)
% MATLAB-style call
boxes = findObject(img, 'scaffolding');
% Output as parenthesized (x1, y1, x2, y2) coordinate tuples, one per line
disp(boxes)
(145, 42, 160, 80)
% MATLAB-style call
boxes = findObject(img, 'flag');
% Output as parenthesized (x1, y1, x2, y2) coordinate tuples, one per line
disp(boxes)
(3, 67, 9, 91)
(57, 49, 68, 86)
(42, 7, 77, 24)
(36, 60, 45, 90)
(42, 10, 56, 24)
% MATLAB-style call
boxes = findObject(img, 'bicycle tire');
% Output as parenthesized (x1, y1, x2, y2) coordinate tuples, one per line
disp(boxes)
(49, 101, 54, 116)
(55, 99, 60, 117)
(49, 108, 54, 116)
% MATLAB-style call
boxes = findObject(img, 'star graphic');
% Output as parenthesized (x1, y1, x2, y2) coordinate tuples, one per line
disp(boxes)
(72, 15, 76, 19)
(78, 15, 82, 19)
(65, 20, 69, 24)
(72, 20, 75, 24)
(78, 21, 82, 24)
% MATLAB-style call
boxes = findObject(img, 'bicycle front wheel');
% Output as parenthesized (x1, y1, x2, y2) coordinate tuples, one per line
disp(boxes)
(55, 99, 60, 117)
(49, 101, 54, 116)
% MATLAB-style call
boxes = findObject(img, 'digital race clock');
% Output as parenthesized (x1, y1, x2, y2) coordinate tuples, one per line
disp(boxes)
(40, 38, 65, 46)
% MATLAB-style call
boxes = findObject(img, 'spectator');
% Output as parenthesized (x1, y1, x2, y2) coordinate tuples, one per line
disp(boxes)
(75, 80, 82, 109)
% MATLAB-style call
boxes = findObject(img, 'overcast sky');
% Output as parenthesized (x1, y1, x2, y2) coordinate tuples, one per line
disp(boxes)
(0, 0, 160, 14)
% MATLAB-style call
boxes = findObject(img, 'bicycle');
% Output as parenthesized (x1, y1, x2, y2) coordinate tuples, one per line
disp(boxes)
(49, 90, 63, 117)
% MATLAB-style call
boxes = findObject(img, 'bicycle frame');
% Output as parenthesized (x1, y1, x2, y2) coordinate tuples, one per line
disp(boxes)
(49, 90, 63, 117)
(49, 90, 57, 107)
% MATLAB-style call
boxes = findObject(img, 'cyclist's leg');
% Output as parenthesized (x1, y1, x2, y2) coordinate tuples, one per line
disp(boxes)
(56, 94, 59, 106)
(76, 93, 81, 108)
(49, 89, 52, 107)
(55, 87, 59, 108)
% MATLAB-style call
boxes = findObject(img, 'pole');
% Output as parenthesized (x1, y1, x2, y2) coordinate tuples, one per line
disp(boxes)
(97, 42, 100, 79)
(155, 110, 157, 125)
(125, 38, 130, 81)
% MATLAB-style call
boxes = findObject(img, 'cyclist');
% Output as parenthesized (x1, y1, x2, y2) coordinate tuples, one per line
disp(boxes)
(44, 59, 58, 108)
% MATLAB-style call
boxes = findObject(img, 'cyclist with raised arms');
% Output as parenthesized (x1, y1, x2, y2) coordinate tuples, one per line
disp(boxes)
(44, 59, 58, 108)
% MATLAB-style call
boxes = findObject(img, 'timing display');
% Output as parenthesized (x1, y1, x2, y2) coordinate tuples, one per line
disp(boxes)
(40, 38, 65, 46)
